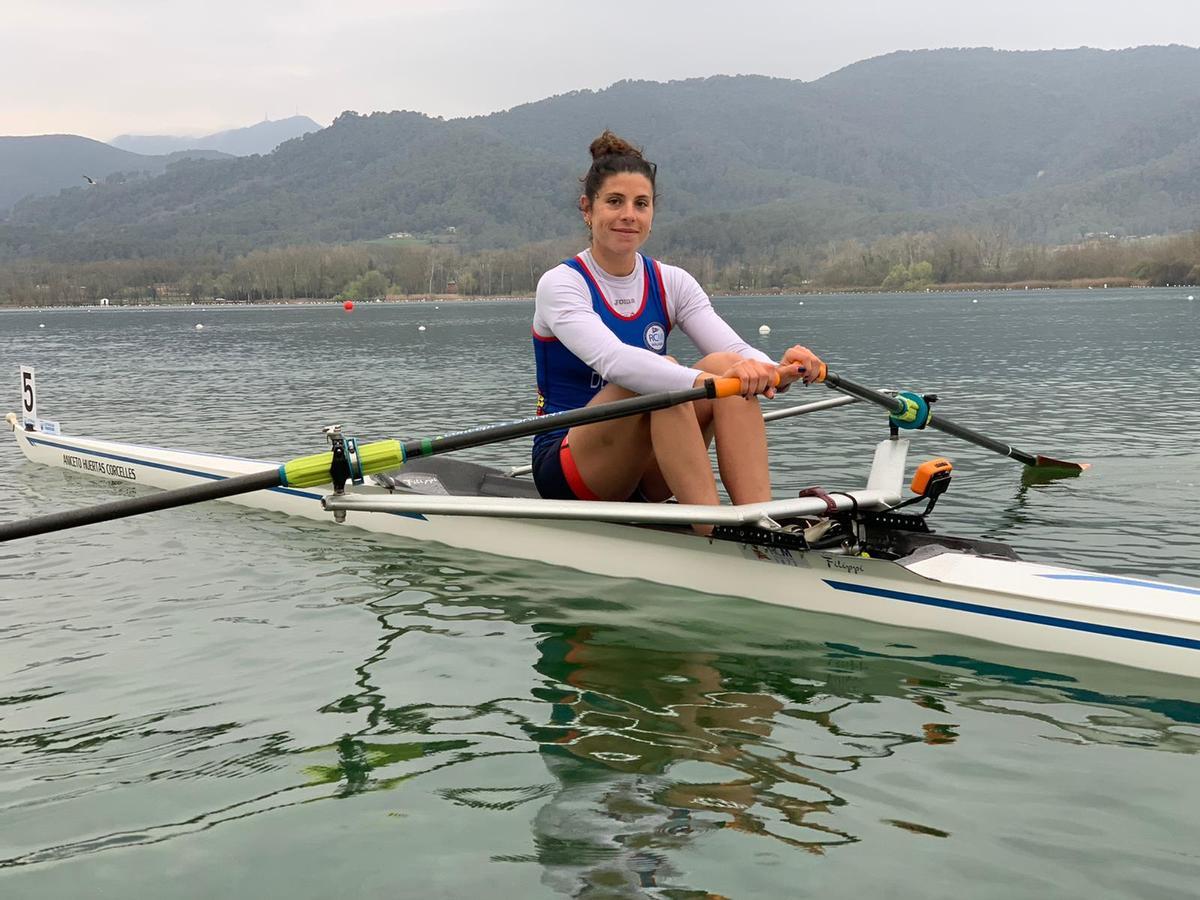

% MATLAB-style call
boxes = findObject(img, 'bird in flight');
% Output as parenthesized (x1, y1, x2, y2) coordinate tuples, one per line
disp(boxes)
(83, 175, 96, 185)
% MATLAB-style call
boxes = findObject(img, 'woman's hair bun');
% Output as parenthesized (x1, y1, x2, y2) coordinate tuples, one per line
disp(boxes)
(589, 130, 642, 161)
(579, 129, 656, 204)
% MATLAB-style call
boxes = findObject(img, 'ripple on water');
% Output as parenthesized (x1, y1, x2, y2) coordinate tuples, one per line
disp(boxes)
(2, 294, 1200, 896)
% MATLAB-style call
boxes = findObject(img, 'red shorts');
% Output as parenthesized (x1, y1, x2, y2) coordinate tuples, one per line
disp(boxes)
(531, 435, 650, 502)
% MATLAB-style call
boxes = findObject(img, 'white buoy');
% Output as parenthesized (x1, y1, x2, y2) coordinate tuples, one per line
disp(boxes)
(758, 325, 771, 335)
(418, 325, 426, 331)
(1189, 295, 1195, 301)
(195, 323, 204, 330)
(972, 299, 978, 304)
(797, 301, 804, 306)
(39, 323, 45, 328)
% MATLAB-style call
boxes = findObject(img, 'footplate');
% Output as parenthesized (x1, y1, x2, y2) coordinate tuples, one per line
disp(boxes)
(711, 525, 810, 551)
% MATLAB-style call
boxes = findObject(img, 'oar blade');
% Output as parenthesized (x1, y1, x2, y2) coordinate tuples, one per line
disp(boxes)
(1019, 455, 1089, 486)
(1033, 454, 1089, 473)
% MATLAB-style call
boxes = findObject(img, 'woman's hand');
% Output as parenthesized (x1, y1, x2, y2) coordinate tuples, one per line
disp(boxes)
(721, 358, 781, 399)
(778, 345, 825, 387)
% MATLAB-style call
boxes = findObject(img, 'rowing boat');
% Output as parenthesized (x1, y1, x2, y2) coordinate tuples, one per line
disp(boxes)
(7, 399, 1200, 679)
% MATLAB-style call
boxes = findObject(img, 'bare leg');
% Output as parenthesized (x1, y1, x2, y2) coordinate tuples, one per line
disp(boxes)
(567, 383, 719, 507)
(692, 352, 771, 504)
(566, 352, 773, 532)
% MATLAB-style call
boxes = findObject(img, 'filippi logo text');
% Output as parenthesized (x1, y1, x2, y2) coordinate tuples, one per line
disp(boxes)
(823, 556, 865, 576)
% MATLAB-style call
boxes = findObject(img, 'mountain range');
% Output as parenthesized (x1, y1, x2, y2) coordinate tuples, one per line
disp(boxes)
(2, 46, 1198, 264)
(0, 116, 321, 213)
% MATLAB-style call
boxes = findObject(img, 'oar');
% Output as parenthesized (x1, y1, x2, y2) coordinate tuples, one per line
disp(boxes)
(816, 367, 1088, 473)
(505, 393, 865, 477)
(0, 377, 751, 543)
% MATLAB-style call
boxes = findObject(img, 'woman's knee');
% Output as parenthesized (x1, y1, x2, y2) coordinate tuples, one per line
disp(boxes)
(693, 351, 742, 374)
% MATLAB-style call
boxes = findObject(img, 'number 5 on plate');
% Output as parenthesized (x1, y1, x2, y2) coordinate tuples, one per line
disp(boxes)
(20, 366, 36, 427)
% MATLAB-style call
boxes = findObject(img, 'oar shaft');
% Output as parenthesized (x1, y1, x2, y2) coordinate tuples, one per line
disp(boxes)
(502, 392, 863, 477)
(920, 413, 1036, 466)
(822, 372, 1039, 467)
(401, 379, 730, 460)
(0, 468, 282, 543)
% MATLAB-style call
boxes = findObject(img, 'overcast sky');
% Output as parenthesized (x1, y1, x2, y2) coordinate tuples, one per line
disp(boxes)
(4, 0, 1198, 140)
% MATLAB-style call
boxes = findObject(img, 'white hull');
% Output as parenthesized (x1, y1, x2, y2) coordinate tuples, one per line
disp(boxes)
(9, 420, 1200, 679)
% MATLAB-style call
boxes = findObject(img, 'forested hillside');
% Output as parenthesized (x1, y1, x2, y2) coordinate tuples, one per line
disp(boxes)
(0, 136, 228, 213)
(3, 46, 1199, 265)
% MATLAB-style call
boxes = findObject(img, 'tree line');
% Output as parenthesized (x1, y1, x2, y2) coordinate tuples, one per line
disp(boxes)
(2, 229, 1198, 307)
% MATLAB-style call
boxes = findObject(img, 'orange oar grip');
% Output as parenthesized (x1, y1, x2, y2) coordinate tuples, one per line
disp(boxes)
(709, 377, 744, 398)
(708, 371, 781, 399)
(811, 361, 828, 383)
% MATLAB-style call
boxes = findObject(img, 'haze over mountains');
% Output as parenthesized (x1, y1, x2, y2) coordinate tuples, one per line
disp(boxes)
(2, 46, 1198, 265)
(109, 116, 322, 158)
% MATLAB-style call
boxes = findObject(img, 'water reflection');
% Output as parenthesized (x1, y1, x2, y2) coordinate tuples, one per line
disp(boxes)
(3, 534, 1200, 891)
(516, 625, 1200, 894)
(3, 291, 1200, 896)
(309, 547, 1200, 895)
(520, 624, 863, 894)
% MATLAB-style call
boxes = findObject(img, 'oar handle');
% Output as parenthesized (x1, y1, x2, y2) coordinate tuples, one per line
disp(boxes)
(708, 374, 780, 398)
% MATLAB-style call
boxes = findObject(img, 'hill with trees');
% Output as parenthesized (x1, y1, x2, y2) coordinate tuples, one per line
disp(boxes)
(0, 136, 229, 213)
(2, 46, 1198, 266)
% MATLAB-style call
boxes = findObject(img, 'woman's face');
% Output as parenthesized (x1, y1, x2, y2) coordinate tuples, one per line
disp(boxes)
(582, 172, 654, 259)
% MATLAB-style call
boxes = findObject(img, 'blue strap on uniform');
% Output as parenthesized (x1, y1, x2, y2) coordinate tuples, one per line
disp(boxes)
(889, 391, 932, 430)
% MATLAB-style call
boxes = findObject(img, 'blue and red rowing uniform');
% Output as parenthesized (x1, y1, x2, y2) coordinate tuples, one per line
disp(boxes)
(531, 253, 670, 499)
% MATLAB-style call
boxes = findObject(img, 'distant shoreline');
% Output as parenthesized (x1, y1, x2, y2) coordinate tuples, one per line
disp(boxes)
(712, 276, 1149, 296)
(2, 278, 1182, 311)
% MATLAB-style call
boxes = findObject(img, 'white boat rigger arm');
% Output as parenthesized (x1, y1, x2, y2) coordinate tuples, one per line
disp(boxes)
(323, 489, 894, 527)
(326, 438, 910, 528)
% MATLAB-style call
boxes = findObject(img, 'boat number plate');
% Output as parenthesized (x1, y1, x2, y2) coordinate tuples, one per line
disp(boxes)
(20, 365, 36, 427)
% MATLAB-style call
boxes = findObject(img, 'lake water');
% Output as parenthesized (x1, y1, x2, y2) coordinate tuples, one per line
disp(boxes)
(2, 289, 1199, 898)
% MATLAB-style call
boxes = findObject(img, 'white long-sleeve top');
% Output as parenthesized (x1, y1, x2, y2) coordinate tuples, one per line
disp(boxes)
(533, 249, 772, 393)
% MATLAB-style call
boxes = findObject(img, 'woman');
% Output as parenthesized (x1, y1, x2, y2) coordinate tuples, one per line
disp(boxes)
(532, 130, 824, 518)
